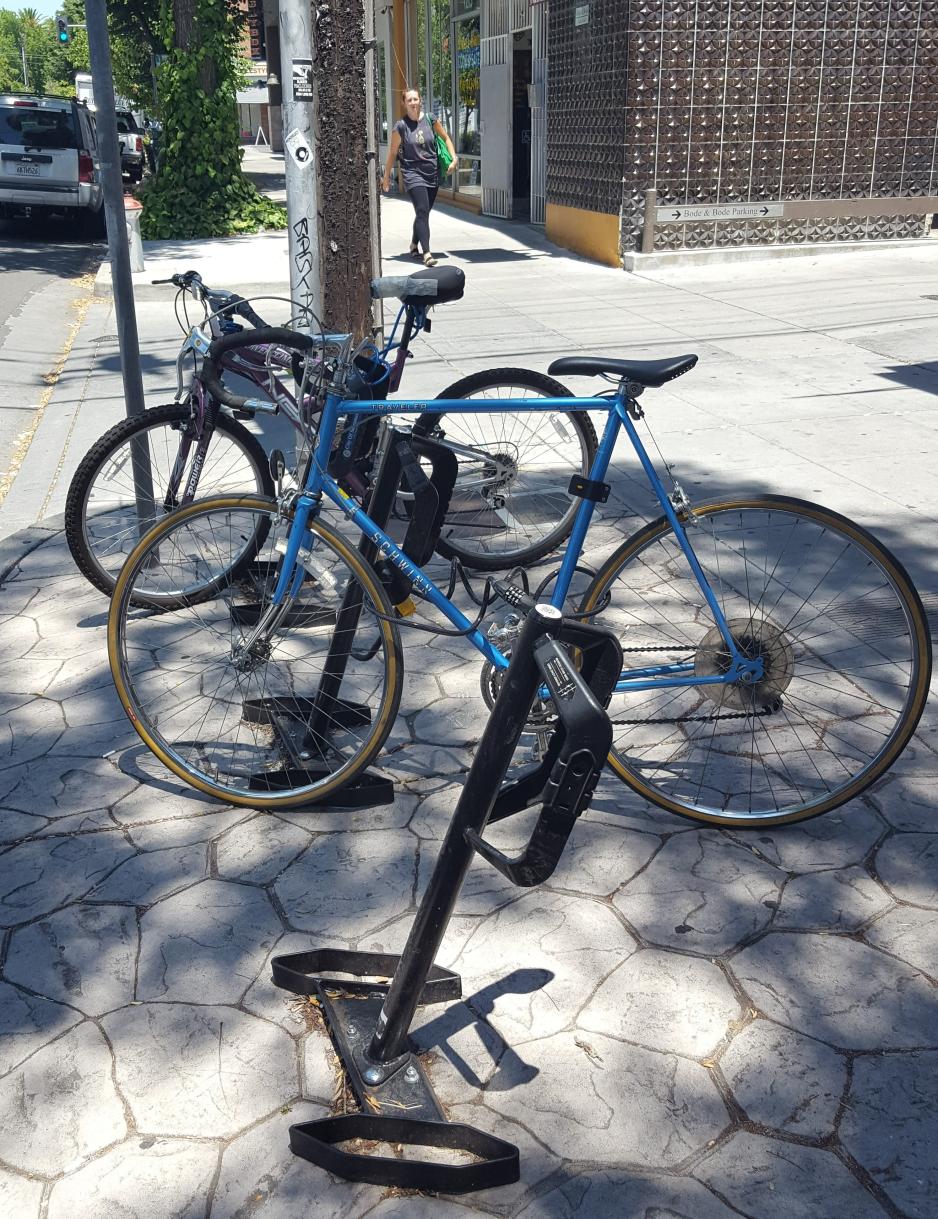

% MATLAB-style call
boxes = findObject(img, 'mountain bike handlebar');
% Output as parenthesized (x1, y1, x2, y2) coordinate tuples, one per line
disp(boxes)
(153, 269, 270, 331)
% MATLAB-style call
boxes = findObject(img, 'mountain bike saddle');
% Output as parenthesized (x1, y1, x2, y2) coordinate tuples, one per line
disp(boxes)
(370, 266, 465, 307)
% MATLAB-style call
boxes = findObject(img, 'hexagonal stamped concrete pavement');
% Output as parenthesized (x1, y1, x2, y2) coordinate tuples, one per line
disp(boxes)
(0, 529, 936, 1218)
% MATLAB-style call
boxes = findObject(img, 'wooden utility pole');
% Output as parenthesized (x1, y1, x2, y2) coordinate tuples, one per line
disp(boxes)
(314, 0, 380, 339)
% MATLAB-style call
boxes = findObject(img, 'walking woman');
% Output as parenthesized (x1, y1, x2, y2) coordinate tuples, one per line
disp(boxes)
(382, 88, 457, 267)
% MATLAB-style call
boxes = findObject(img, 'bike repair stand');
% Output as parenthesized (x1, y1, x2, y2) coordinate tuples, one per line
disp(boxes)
(271, 601, 621, 1193)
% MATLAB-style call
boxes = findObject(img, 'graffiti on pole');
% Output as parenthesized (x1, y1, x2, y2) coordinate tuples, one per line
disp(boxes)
(292, 216, 315, 321)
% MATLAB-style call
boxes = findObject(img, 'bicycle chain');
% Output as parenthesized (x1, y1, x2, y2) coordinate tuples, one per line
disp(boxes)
(610, 708, 771, 726)
(611, 643, 776, 727)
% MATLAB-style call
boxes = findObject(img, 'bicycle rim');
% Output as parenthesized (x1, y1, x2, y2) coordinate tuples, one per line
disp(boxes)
(421, 373, 594, 569)
(108, 495, 403, 807)
(581, 496, 931, 826)
(74, 405, 270, 600)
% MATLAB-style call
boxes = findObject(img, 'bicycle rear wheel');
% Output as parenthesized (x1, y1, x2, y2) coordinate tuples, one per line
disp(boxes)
(65, 401, 273, 602)
(108, 495, 403, 808)
(414, 369, 596, 571)
(580, 496, 931, 827)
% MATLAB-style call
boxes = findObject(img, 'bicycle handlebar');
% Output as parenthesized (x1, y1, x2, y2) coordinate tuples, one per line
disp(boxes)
(200, 327, 317, 411)
(153, 270, 270, 330)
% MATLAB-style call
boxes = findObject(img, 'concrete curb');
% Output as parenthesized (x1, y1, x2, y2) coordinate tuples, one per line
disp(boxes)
(0, 516, 64, 584)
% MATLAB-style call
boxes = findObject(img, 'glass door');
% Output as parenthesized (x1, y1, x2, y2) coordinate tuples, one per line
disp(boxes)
(452, 2, 481, 199)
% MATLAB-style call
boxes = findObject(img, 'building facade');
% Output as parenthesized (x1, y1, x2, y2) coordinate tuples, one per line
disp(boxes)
(377, 0, 938, 265)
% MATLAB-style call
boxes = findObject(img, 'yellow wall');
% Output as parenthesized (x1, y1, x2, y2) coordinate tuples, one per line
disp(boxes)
(545, 203, 620, 268)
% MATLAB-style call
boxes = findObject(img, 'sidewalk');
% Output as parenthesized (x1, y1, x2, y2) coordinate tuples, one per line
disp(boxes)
(0, 198, 936, 1218)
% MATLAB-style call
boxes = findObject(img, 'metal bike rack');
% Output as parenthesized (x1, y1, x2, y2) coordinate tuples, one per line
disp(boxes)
(244, 423, 456, 809)
(271, 601, 620, 1192)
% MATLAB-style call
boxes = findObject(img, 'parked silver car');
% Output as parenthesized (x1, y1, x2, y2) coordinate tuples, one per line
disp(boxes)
(0, 93, 104, 235)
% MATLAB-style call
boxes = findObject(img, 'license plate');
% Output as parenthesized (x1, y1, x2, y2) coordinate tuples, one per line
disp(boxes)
(15, 164, 40, 176)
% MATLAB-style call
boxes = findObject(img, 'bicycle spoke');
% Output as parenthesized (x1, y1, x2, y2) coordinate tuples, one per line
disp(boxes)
(590, 500, 929, 824)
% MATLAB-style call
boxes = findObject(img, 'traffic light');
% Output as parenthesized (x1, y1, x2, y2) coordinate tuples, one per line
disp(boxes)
(55, 13, 69, 44)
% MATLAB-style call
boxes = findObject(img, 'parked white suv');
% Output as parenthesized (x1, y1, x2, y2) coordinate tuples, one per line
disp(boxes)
(116, 109, 145, 183)
(0, 93, 104, 235)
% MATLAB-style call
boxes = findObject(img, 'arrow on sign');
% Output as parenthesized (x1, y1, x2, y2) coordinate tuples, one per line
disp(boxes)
(760, 206, 769, 215)
(672, 210, 681, 219)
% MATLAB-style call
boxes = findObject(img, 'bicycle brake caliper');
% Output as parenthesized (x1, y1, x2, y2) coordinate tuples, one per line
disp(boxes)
(669, 481, 693, 519)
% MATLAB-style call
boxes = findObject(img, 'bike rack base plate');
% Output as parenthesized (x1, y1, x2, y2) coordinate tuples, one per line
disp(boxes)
(272, 950, 518, 1193)
(288, 1113, 520, 1194)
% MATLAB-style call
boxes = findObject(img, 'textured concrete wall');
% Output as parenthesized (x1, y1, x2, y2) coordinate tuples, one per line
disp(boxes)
(546, 0, 629, 216)
(546, 0, 938, 254)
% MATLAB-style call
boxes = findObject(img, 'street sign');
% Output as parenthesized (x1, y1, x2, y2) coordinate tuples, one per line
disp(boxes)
(656, 202, 784, 223)
(574, 4, 590, 25)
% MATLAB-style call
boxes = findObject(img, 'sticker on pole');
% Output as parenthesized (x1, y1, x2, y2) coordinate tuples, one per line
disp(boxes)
(284, 127, 313, 169)
(292, 58, 313, 101)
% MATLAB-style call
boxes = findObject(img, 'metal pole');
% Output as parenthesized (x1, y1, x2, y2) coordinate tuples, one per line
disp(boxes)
(363, 0, 383, 341)
(367, 605, 563, 1065)
(85, 0, 155, 531)
(279, 0, 322, 326)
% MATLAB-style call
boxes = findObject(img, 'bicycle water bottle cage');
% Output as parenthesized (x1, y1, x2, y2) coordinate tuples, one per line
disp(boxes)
(465, 625, 619, 887)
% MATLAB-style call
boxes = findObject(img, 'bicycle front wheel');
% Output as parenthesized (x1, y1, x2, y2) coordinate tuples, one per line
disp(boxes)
(108, 495, 403, 808)
(415, 368, 596, 571)
(580, 496, 931, 827)
(65, 402, 273, 601)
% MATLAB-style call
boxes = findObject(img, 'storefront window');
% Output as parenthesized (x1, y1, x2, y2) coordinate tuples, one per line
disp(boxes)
(431, 0, 453, 133)
(454, 14, 480, 158)
(415, 0, 429, 99)
(413, 0, 480, 201)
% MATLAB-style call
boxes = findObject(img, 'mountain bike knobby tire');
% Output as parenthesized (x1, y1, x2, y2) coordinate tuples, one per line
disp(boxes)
(65, 401, 273, 602)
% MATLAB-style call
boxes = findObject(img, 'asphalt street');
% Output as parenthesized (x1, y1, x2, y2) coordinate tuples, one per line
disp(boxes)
(0, 216, 101, 499)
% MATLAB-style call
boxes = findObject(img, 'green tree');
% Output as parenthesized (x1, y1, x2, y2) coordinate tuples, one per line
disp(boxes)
(0, 8, 57, 95)
(139, 0, 284, 238)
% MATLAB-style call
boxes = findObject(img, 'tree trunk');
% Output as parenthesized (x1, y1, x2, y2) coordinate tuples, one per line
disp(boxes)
(314, 0, 379, 340)
(172, 0, 215, 93)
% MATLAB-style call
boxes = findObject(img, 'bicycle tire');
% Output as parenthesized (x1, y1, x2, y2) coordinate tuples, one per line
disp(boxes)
(579, 495, 931, 827)
(108, 494, 403, 808)
(414, 368, 597, 571)
(65, 401, 273, 602)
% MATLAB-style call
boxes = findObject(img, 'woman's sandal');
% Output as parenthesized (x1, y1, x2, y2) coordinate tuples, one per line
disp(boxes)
(423, 252, 438, 267)
(409, 242, 419, 257)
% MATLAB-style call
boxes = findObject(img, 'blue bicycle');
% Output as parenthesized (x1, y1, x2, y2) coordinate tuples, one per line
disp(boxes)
(107, 280, 931, 827)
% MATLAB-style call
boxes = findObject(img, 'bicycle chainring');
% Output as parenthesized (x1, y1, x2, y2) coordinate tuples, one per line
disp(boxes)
(480, 656, 558, 734)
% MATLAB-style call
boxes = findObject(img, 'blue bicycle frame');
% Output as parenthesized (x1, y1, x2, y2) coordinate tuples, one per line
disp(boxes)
(267, 379, 763, 696)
